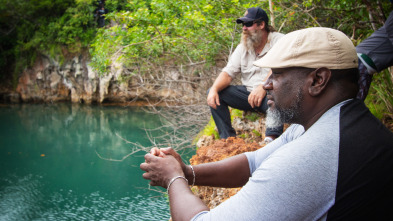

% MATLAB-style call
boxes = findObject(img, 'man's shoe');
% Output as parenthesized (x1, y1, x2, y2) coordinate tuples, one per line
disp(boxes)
(264, 137, 274, 144)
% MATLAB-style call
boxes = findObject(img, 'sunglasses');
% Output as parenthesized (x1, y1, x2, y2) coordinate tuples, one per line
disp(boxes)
(242, 21, 255, 27)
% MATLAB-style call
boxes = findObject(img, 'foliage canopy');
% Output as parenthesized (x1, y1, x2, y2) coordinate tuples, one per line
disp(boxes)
(2, 0, 391, 80)
(88, 0, 392, 76)
(0, 0, 128, 82)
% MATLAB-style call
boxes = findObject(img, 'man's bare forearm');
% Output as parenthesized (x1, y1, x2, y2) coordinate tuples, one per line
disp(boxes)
(207, 72, 233, 109)
(210, 72, 233, 92)
(185, 154, 250, 188)
(169, 180, 209, 221)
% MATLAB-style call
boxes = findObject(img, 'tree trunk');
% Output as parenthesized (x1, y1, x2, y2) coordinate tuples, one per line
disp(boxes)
(362, 0, 387, 30)
(269, 0, 275, 29)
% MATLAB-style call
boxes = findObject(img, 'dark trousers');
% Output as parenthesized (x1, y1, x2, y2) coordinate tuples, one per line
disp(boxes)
(209, 85, 283, 139)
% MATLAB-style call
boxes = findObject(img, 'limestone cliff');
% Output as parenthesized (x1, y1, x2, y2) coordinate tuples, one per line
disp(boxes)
(4, 53, 202, 104)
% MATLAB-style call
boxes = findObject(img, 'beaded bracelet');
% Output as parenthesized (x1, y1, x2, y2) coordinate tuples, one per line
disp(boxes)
(167, 176, 188, 194)
(189, 165, 195, 187)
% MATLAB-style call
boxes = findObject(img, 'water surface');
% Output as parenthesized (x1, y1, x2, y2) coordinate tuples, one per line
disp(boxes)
(0, 103, 192, 220)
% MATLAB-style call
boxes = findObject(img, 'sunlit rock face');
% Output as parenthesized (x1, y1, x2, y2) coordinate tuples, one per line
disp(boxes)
(16, 54, 98, 103)
(13, 54, 203, 104)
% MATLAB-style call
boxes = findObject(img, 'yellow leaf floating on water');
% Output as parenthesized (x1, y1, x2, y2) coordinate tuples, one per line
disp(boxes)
(41, 154, 45, 157)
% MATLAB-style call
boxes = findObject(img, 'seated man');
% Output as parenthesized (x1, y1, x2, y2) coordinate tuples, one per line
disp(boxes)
(207, 7, 284, 143)
(140, 27, 393, 220)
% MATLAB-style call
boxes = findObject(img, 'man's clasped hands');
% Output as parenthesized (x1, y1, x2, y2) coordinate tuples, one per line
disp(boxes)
(140, 147, 189, 189)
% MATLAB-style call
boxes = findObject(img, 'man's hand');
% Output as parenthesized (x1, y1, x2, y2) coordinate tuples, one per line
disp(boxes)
(149, 147, 184, 166)
(146, 147, 188, 180)
(207, 72, 232, 109)
(248, 84, 266, 108)
(140, 152, 184, 188)
(207, 89, 220, 109)
(150, 147, 164, 157)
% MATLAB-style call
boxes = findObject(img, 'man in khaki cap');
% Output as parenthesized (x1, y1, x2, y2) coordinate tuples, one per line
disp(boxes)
(140, 27, 393, 220)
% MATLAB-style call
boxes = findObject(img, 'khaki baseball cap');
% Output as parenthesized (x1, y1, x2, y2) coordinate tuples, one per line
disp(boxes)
(254, 27, 358, 69)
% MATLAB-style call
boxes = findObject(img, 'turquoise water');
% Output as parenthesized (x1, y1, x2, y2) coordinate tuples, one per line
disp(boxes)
(0, 104, 193, 220)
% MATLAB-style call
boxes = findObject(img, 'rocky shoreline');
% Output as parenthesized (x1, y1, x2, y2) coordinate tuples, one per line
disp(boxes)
(0, 53, 206, 105)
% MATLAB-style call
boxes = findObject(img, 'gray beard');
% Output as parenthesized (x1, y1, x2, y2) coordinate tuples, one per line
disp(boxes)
(265, 87, 303, 128)
(241, 29, 263, 52)
(265, 108, 285, 128)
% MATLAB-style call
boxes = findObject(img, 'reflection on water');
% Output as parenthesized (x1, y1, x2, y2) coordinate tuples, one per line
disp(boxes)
(0, 103, 187, 220)
(1, 174, 43, 220)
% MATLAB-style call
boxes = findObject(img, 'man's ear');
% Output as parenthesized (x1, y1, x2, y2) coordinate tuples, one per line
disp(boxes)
(259, 21, 266, 30)
(308, 67, 331, 96)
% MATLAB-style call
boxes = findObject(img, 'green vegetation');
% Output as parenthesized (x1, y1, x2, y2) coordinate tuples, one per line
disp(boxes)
(252, 129, 261, 137)
(0, 0, 129, 85)
(89, 0, 245, 77)
(1, 0, 392, 126)
(365, 69, 393, 121)
(193, 116, 220, 145)
(245, 112, 260, 122)
(231, 108, 244, 120)
(193, 108, 260, 142)
(88, 0, 392, 77)
(238, 133, 249, 139)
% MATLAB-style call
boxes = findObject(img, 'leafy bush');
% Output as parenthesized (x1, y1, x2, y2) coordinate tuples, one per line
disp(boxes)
(0, 0, 129, 85)
(193, 116, 220, 145)
(365, 69, 393, 120)
(89, 0, 267, 75)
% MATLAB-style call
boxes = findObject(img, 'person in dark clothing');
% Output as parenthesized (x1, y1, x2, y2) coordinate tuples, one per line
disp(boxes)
(94, 3, 108, 28)
(356, 10, 393, 100)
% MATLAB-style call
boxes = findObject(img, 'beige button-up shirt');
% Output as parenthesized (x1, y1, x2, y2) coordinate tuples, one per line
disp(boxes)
(223, 31, 284, 92)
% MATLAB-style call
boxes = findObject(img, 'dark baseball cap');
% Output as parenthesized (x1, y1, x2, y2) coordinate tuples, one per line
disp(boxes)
(236, 7, 269, 24)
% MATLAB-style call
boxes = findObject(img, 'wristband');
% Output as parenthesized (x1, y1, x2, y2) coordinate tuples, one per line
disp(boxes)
(167, 176, 188, 194)
(189, 165, 195, 187)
